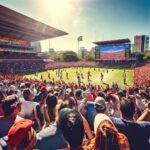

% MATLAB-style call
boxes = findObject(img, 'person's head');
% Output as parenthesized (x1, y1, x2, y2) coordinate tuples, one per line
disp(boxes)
(68, 91, 74, 97)
(117, 90, 126, 99)
(35, 92, 47, 104)
(94, 120, 120, 150)
(8, 119, 36, 150)
(6, 90, 15, 96)
(120, 97, 135, 120)
(23, 89, 35, 101)
(59, 108, 84, 149)
(97, 91, 105, 99)
(75, 89, 83, 100)
(94, 97, 106, 114)
(134, 87, 139, 95)
(7, 85, 18, 96)
(20, 83, 25, 90)
(2, 94, 21, 117)
(25, 82, 31, 89)
(84, 91, 94, 101)
(46, 94, 58, 122)
(66, 97, 78, 110)
(39, 86, 47, 93)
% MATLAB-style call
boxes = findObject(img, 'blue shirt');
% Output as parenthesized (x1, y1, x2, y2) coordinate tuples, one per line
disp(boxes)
(111, 117, 150, 150)
(36, 123, 68, 150)
(85, 102, 96, 130)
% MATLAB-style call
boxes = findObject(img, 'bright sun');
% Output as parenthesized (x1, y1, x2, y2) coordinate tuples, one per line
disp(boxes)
(41, 0, 74, 18)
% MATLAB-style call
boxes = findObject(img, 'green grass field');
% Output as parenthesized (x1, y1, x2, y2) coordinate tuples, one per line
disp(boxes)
(25, 67, 134, 89)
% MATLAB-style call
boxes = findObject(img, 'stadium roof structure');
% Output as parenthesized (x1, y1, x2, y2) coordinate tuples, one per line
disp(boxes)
(94, 39, 131, 45)
(0, 5, 68, 41)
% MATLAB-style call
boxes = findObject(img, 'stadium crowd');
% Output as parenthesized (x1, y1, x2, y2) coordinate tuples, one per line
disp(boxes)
(0, 60, 45, 74)
(45, 61, 96, 70)
(100, 52, 125, 61)
(0, 73, 150, 150)
(134, 64, 150, 86)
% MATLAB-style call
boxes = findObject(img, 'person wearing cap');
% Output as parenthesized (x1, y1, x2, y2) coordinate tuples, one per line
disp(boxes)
(0, 94, 22, 138)
(94, 96, 111, 133)
(8, 119, 36, 150)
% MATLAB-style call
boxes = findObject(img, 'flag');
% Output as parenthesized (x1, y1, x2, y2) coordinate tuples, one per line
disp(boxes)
(77, 36, 83, 42)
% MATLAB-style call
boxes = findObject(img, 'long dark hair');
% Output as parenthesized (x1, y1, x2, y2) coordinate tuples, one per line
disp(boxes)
(94, 120, 120, 150)
(46, 94, 57, 122)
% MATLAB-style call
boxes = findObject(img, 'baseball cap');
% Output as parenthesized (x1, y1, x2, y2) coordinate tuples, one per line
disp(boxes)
(94, 97, 106, 111)
(8, 119, 33, 146)
(40, 86, 47, 92)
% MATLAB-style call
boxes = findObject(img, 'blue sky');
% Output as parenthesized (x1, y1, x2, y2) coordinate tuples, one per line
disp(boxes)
(0, 0, 149, 52)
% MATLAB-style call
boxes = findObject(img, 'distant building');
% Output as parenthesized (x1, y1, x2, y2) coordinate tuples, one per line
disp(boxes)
(31, 41, 42, 52)
(133, 35, 149, 53)
(79, 47, 88, 59)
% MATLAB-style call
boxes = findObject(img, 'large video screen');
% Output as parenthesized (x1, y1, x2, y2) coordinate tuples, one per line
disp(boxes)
(96, 44, 129, 60)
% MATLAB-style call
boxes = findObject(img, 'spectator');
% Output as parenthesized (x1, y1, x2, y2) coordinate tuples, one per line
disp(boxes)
(87, 120, 130, 150)
(8, 119, 36, 150)
(36, 95, 68, 150)
(94, 96, 111, 133)
(137, 102, 150, 122)
(0, 95, 22, 138)
(75, 89, 83, 103)
(59, 108, 85, 150)
(108, 94, 121, 118)
(111, 97, 150, 150)
(18, 88, 42, 130)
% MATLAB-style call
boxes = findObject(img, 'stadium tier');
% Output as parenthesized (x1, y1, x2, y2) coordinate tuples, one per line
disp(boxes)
(0, 5, 68, 73)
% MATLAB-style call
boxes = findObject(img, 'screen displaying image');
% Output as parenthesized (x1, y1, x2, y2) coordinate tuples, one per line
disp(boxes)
(97, 44, 129, 60)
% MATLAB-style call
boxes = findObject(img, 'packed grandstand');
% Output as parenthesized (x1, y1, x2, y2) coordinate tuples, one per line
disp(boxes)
(0, 5, 150, 150)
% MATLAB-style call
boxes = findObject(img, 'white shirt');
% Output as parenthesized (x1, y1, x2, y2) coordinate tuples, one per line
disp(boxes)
(94, 113, 112, 134)
(19, 100, 39, 119)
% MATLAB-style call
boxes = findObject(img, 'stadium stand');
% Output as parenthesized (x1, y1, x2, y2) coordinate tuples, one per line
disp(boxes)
(0, 5, 149, 150)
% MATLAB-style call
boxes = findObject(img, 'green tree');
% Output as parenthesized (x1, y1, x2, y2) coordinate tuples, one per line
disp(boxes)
(85, 55, 95, 61)
(62, 51, 79, 62)
(143, 50, 150, 61)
